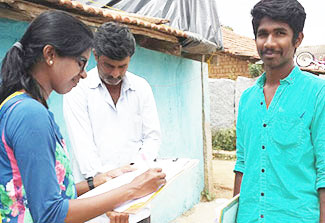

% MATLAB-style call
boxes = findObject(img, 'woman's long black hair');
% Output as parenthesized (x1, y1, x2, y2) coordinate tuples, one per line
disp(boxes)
(0, 10, 93, 108)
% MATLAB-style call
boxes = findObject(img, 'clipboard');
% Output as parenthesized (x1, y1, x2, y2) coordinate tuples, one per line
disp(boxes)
(116, 158, 198, 213)
(78, 158, 199, 222)
(218, 194, 239, 223)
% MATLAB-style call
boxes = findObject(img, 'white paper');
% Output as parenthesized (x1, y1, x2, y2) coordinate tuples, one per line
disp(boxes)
(79, 158, 199, 223)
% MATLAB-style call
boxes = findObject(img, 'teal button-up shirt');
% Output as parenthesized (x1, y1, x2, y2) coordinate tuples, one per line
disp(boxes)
(235, 66, 325, 223)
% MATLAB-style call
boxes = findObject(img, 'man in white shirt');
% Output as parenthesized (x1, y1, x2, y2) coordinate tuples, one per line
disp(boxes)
(63, 22, 161, 223)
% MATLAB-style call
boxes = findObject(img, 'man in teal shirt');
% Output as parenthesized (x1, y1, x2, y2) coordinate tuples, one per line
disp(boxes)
(234, 0, 325, 222)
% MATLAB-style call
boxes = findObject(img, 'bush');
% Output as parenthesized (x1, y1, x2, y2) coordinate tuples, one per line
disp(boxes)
(212, 127, 236, 151)
(248, 63, 264, 78)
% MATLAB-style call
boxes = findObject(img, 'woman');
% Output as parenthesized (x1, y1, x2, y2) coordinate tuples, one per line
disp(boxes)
(0, 10, 165, 223)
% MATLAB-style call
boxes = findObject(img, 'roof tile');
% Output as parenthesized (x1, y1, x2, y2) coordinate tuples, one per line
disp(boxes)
(55, 0, 187, 38)
(221, 27, 259, 59)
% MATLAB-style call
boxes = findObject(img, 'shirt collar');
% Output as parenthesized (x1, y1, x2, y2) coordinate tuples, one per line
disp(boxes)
(88, 68, 136, 91)
(256, 65, 300, 88)
(121, 72, 136, 92)
(88, 67, 102, 89)
(256, 73, 266, 88)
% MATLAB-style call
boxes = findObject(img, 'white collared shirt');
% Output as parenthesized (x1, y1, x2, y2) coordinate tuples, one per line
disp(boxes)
(63, 67, 161, 182)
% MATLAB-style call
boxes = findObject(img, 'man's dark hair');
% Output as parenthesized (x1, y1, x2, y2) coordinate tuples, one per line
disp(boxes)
(251, 0, 306, 44)
(94, 22, 136, 60)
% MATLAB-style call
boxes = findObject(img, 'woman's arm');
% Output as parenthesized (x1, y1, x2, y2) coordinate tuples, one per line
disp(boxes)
(8, 100, 165, 223)
(66, 168, 166, 223)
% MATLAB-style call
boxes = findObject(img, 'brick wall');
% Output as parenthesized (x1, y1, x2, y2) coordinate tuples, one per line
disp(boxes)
(209, 53, 255, 79)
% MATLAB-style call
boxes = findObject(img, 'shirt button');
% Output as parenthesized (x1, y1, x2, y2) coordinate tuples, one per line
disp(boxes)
(261, 169, 265, 173)
(263, 123, 267, 127)
(261, 192, 264, 196)
(261, 215, 264, 218)
(262, 145, 265, 149)
(260, 102, 263, 105)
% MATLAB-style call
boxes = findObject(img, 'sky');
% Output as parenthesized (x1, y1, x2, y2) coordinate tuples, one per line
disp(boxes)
(216, 0, 325, 46)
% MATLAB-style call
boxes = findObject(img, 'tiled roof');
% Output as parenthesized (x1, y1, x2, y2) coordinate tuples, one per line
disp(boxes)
(55, 0, 188, 39)
(0, 0, 219, 57)
(221, 27, 260, 60)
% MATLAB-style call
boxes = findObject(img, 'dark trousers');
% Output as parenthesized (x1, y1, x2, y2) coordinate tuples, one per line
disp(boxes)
(137, 216, 150, 223)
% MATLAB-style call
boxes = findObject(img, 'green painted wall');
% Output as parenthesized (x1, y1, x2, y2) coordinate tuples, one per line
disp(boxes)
(128, 47, 205, 222)
(0, 17, 207, 223)
(0, 18, 29, 62)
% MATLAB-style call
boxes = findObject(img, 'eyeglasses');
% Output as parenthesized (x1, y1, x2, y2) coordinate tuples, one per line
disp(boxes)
(76, 56, 88, 74)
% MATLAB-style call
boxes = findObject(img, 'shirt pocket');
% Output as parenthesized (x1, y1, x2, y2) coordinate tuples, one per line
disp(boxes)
(270, 113, 304, 149)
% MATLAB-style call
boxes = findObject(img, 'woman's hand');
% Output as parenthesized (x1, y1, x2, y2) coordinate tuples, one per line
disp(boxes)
(129, 168, 166, 199)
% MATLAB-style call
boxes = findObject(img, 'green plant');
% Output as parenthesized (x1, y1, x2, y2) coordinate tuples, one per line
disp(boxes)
(227, 72, 237, 80)
(248, 63, 264, 78)
(212, 127, 236, 151)
(223, 25, 234, 31)
(201, 189, 215, 201)
(213, 152, 236, 160)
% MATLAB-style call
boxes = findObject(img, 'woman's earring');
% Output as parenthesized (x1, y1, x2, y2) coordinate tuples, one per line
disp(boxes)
(49, 60, 53, 65)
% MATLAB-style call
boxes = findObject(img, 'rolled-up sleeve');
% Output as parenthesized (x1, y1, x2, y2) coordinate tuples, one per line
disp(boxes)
(312, 87, 325, 190)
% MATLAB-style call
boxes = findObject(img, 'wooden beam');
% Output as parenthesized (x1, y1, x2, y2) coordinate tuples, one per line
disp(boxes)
(0, 2, 183, 57)
(2, 0, 213, 58)
(0, 0, 52, 20)
(0, 5, 31, 21)
(181, 52, 207, 63)
(0, 0, 180, 44)
(128, 24, 178, 43)
(200, 55, 215, 197)
(135, 35, 181, 56)
(70, 15, 179, 44)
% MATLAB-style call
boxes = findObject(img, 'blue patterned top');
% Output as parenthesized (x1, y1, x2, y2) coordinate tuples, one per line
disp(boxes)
(0, 93, 76, 223)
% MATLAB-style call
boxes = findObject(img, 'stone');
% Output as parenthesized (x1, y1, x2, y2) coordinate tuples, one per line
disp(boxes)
(235, 76, 257, 121)
(209, 78, 235, 133)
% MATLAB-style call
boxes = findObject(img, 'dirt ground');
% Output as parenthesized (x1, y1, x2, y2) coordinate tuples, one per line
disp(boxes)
(212, 159, 235, 199)
(171, 159, 235, 223)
